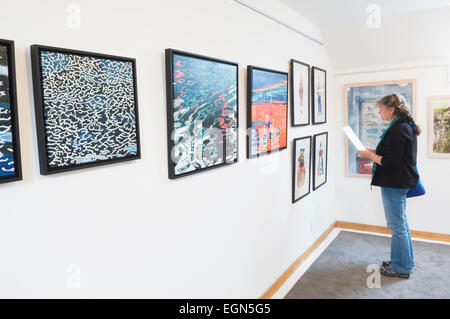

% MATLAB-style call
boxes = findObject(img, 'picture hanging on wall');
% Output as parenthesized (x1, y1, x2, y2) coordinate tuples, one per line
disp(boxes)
(247, 65, 288, 158)
(313, 132, 328, 190)
(290, 59, 310, 126)
(292, 136, 311, 203)
(428, 95, 450, 158)
(31, 45, 141, 175)
(344, 79, 416, 177)
(312, 66, 326, 124)
(0, 39, 22, 184)
(165, 49, 239, 179)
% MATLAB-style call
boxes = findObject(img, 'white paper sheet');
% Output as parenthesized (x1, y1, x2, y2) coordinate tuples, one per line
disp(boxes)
(342, 126, 366, 151)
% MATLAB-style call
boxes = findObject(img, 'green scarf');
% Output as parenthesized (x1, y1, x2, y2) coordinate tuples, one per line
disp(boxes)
(371, 116, 405, 175)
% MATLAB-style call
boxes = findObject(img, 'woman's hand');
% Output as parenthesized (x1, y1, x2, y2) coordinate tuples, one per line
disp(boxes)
(357, 149, 374, 160)
(357, 148, 383, 165)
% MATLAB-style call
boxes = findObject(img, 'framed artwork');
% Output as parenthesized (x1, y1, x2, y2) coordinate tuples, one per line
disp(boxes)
(344, 79, 416, 177)
(312, 66, 326, 124)
(247, 65, 288, 158)
(0, 39, 22, 184)
(428, 96, 450, 158)
(31, 45, 141, 175)
(292, 136, 311, 203)
(290, 59, 310, 126)
(313, 132, 328, 190)
(165, 49, 238, 179)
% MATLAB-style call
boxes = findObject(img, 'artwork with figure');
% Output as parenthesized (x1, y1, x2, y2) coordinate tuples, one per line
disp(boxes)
(292, 136, 311, 203)
(31, 45, 140, 174)
(165, 49, 238, 179)
(312, 67, 326, 124)
(0, 40, 21, 184)
(248, 66, 288, 157)
(344, 80, 415, 177)
(428, 96, 450, 158)
(291, 59, 310, 126)
(313, 132, 328, 190)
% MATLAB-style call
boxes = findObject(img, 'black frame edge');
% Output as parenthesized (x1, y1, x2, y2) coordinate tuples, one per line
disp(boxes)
(0, 39, 22, 184)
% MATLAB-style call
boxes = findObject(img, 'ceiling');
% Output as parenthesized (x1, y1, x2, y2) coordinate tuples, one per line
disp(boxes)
(279, 0, 450, 70)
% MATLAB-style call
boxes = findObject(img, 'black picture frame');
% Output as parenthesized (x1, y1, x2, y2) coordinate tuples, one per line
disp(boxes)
(292, 136, 312, 203)
(247, 65, 288, 159)
(312, 66, 327, 125)
(313, 132, 328, 190)
(30, 45, 141, 175)
(0, 39, 22, 184)
(290, 59, 310, 127)
(165, 49, 239, 180)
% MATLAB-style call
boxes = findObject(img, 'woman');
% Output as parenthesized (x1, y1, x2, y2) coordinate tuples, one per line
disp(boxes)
(357, 93, 420, 279)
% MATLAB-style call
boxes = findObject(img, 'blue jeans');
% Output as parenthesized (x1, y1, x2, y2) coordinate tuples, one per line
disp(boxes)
(381, 187, 414, 274)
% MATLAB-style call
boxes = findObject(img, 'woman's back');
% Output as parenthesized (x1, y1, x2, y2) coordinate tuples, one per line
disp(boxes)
(371, 117, 419, 188)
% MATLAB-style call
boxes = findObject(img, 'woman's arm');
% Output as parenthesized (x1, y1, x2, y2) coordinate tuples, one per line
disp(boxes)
(357, 149, 383, 165)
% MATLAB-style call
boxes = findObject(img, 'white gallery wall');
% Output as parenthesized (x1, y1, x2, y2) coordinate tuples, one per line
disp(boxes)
(333, 61, 450, 234)
(0, 0, 335, 298)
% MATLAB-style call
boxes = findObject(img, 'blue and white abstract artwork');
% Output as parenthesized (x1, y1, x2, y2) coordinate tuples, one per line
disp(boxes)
(0, 45, 15, 179)
(39, 50, 139, 169)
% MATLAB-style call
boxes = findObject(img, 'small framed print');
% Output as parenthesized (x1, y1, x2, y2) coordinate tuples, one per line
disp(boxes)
(312, 66, 326, 124)
(290, 59, 310, 126)
(292, 136, 312, 203)
(313, 132, 328, 190)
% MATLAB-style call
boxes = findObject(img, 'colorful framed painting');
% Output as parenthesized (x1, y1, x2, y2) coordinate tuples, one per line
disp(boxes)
(0, 39, 22, 184)
(165, 49, 239, 179)
(31, 45, 141, 175)
(247, 65, 288, 158)
(291, 59, 310, 126)
(312, 66, 326, 124)
(313, 132, 328, 190)
(292, 136, 311, 203)
(428, 96, 450, 158)
(344, 79, 416, 177)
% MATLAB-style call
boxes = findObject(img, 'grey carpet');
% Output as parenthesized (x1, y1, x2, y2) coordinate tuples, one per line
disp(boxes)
(285, 231, 450, 299)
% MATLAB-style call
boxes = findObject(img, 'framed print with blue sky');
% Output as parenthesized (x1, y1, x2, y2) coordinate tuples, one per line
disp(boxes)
(344, 79, 416, 177)
(165, 49, 238, 179)
(247, 65, 288, 158)
(0, 39, 22, 184)
(31, 45, 141, 175)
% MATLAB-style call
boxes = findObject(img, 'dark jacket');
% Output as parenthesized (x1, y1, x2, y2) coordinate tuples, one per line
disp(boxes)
(371, 118, 419, 188)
